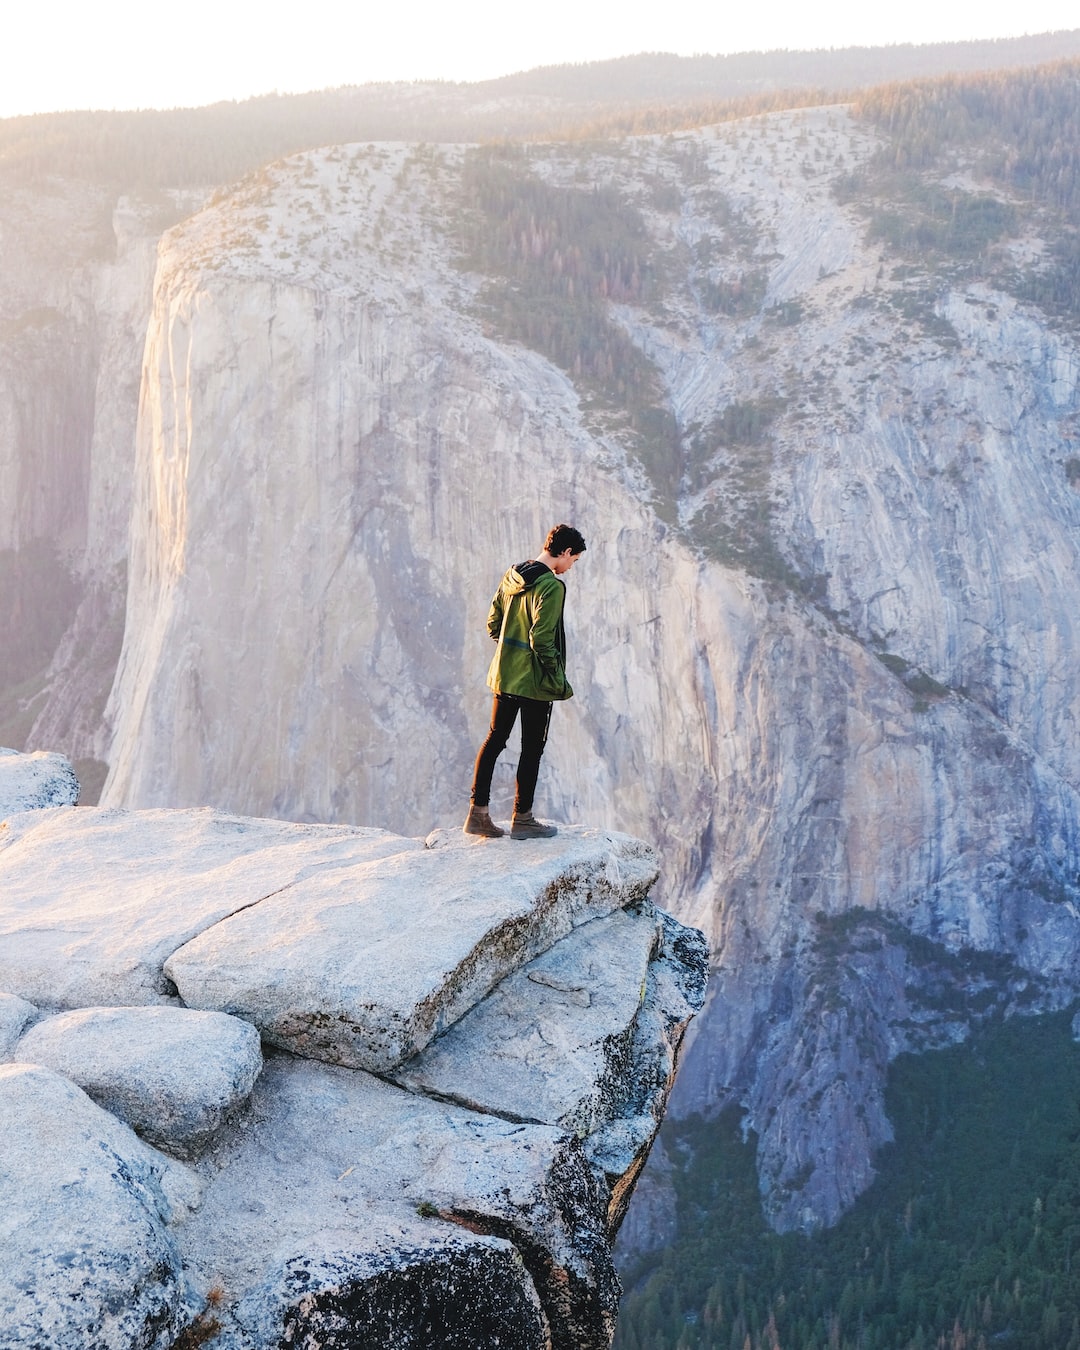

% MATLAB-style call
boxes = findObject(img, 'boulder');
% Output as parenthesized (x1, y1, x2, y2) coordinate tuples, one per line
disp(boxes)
(0, 747, 79, 815)
(0, 1062, 201, 1350)
(166, 826, 658, 1072)
(16, 1005, 263, 1157)
(219, 1228, 547, 1350)
(0, 805, 421, 1006)
(0, 991, 37, 1057)
(181, 1054, 620, 1350)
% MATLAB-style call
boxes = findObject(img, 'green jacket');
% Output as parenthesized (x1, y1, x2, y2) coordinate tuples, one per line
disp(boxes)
(486, 561, 573, 701)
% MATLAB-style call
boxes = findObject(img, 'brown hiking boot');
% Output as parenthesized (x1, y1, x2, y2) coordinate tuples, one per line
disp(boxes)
(463, 805, 504, 838)
(510, 811, 557, 840)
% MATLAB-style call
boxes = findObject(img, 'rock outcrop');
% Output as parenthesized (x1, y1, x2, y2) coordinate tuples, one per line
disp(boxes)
(0, 750, 707, 1349)
(0, 746, 80, 813)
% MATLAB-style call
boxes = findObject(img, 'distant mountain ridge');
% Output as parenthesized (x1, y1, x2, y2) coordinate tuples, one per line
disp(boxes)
(2, 30, 1080, 191)
(482, 32, 1080, 101)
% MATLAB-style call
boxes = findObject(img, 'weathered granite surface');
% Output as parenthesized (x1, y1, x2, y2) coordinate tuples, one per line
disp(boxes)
(166, 827, 657, 1071)
(187, 1056, 621, 1350)
(0, 804, 420, 1006)
(219, 1229, 548, 1350)
(397, 904, 661, 1126)
(0, 747, 79, 814)
(0, 1062, 202, 1350)
(0, 754, 706, 1350)
(14, 1005, 263, 1157)
(395, 899, 708, 1229)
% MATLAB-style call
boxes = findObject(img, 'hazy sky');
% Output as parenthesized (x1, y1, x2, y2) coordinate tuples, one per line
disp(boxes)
(3, 0, 1078, 118)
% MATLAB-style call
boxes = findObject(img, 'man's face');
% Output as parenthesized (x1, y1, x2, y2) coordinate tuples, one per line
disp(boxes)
(552, 549, 582, 576)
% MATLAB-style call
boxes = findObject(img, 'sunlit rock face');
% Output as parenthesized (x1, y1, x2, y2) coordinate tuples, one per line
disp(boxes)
(16, 108, 1080, 1232)
(0, 188, 205, 768)
(0, 188, 199, 565)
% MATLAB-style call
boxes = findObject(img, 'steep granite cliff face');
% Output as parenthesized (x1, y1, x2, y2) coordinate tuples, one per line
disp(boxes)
(0, 185, 204, 770)
(12, 107, 1080, 1234)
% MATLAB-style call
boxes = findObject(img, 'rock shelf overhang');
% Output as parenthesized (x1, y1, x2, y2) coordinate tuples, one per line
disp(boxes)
(0, 750, 708, 1350)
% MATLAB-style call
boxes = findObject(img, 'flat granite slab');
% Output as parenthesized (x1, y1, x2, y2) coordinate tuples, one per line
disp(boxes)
(0, 806, 421, 1007)
(394, 905, 661, 1132)
(166, 827, 658, 1072)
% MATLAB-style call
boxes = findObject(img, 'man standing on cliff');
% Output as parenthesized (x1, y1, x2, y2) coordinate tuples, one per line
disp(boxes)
(464, 523, 586, 840)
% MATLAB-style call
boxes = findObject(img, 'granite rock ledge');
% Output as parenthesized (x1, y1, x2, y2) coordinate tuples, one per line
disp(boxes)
(0, 750, 708, 1350)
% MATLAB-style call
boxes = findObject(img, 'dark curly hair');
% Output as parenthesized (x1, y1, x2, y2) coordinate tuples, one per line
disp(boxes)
(545, 523, 587, 556)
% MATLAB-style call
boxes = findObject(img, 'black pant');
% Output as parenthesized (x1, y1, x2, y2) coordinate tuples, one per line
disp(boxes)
(470, 694, 553, 814)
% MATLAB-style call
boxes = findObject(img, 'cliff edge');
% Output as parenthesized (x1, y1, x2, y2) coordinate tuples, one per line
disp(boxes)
(0, 750, 707, 1350)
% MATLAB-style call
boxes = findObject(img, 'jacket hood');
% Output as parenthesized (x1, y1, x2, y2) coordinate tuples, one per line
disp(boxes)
(503, 560, 552, 595)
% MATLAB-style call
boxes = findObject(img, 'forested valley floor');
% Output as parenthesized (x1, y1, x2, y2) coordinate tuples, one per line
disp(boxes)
(617, 1012, 1080, 1350)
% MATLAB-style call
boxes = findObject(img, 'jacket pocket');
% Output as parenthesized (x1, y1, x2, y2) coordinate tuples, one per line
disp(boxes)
(535, 658, 572, 700)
